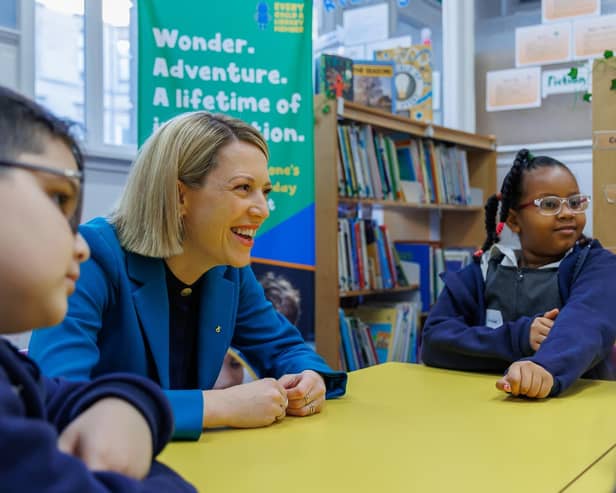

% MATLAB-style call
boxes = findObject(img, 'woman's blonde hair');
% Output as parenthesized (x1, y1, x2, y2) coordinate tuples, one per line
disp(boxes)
(110, 111, 269, 257)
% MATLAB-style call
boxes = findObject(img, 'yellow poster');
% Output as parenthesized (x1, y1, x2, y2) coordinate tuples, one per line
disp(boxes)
(515, 23, 572, 67)
(486, 67, 541, 112)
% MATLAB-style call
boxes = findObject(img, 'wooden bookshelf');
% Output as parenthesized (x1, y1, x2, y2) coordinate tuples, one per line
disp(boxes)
(339, 196, 483, 212)
(339, 284, 419, 299)
(591, 57, 616, 251)
(314, 95, 497, 369)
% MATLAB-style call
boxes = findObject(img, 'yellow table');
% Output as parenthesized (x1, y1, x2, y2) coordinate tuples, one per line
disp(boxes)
(160, 363, 616, 492)
(566, 444, 616, 492)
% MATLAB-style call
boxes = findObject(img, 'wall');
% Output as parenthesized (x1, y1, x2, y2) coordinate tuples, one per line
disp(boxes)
(82, 156, 131, 221)
(476, 0, 610, 237)
(475, 1, 604, 145)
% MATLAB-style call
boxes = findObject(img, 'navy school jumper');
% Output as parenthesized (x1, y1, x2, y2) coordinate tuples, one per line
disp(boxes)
(0, 340, 196, 493)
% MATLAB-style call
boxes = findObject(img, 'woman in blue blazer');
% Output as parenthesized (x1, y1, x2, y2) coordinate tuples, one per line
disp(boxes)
(29, 112, 347, 440)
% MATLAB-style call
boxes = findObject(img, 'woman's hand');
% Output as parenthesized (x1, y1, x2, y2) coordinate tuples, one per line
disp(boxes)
(203, 378, 288, 428)
(529, 308, 558, 351)
(496, 361, 554, 398)
(278, 370, 326, 417)
(58, 397, 153, 479)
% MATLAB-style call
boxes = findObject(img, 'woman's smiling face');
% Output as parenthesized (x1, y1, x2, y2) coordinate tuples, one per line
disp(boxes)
(178, 140, 272, 270)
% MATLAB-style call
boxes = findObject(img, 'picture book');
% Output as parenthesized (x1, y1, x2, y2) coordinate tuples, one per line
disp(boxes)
(374, 45, 433, 122)
(352, 60, 395, 112)
(318, 53, 354, 100)
(347, 306, 398, 364)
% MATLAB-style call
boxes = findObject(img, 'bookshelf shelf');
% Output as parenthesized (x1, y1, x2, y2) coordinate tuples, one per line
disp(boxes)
(340, 284, 420, 299)
(314, 95, 497, 369)
(339, 196, 483, 212)
(340, 100, 496, 151)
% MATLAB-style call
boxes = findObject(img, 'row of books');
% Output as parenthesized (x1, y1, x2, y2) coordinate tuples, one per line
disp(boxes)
(338, 219, 407, 293)
(395, 242, 475, 312)
(317, 48, 433, 122)
(338, 303, 422, 372)
(336, 123, 473, 205)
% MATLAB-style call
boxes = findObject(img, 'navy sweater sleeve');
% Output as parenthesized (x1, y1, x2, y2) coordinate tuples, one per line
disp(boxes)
(0, 409, 195, 493)
(0, 377, 196, 492)
(421, 265, 534, 371)
(43, 373, 174, 457)
(528, 247, 616, 396)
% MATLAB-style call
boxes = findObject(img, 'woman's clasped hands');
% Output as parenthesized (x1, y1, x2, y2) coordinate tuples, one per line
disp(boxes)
(203, 370, 326, 428)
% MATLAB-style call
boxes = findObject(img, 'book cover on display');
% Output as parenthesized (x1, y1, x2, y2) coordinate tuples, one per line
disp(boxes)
(352, 60, 395, 112)
(374, 45, 433, 122)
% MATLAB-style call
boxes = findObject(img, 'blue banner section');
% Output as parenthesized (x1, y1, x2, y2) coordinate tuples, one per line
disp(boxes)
(251, 204, 315, 266)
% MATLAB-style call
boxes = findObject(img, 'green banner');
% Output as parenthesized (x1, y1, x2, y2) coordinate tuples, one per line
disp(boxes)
(137, 0, 314, 264)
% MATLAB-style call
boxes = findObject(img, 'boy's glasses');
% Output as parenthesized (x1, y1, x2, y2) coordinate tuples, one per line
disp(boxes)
(518, 194, 590, 216)
(0, 159, 83, 234)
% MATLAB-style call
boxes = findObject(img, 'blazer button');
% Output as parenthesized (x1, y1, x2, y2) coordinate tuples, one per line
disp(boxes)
(215, 325, 221, 333)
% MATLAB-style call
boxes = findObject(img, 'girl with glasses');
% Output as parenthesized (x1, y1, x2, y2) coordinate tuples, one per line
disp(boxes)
(421, 148, 616, 398)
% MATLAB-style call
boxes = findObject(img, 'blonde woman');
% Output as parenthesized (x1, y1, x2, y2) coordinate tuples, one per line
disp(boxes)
(29, 112, 347, 440)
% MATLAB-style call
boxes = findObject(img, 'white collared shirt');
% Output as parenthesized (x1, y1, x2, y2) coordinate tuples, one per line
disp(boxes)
(480, 243, 571, 281)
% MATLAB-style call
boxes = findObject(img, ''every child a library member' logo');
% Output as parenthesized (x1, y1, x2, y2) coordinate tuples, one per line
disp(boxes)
(256, 2, 305, 34)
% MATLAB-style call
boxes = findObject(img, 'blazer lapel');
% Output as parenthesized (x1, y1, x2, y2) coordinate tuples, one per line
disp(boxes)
(127, 252, 170, 388)
(198, 267, 236, 389)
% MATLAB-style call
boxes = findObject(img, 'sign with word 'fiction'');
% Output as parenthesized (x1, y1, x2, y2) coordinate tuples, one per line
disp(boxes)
(542, 67, 590, 98)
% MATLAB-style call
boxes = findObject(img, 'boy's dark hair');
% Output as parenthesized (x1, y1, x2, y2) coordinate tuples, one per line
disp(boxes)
(0, 86, 83, 170)
(476, 148, 587, 261)
(259, 272, 301, 325)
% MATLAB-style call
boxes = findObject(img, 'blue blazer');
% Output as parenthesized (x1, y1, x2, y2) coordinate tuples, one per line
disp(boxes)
(29, 218, 347, 440)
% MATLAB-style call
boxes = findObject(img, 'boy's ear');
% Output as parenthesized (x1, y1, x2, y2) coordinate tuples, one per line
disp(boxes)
(506, 209, 521, 234)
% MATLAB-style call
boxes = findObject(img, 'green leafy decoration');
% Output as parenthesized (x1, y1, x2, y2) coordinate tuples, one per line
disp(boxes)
(572, 51, 616, 102)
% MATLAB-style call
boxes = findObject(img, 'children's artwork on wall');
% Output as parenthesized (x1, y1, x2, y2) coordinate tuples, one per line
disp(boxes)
(486, 67, 542, 112)
(573, 14, 616, 60)
(542, 0, 600, 24)
(515, 23, 572, 67)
